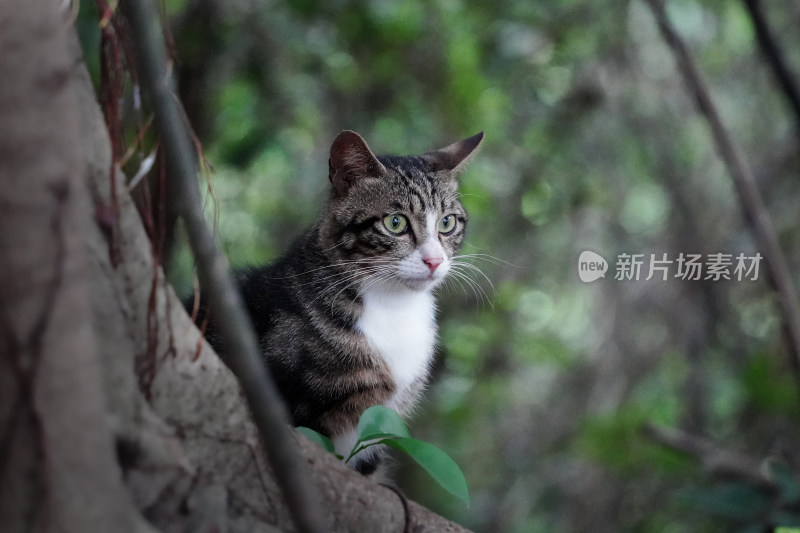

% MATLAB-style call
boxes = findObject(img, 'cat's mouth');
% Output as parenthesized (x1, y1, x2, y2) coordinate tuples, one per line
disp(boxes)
(400, 277, 435, 291)
(395, 269, 447, 291)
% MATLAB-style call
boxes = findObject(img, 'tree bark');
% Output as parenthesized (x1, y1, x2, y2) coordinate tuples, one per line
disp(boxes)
(0, 3, 472, 532)
(0, 2, 156, 532)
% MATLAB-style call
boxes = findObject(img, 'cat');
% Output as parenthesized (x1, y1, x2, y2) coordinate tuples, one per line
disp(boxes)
(193, 130, 483, 474)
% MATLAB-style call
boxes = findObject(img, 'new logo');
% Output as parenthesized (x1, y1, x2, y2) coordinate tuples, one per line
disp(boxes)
(578, 251, 608, 283)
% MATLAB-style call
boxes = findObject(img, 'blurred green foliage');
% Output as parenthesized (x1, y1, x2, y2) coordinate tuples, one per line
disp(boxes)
(80, 0, 800, 530)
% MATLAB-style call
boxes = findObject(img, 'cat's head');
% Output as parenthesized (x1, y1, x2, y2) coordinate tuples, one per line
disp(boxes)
(319, 130, 483, 292)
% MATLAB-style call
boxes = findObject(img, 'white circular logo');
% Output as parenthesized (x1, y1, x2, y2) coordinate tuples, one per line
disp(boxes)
(578, 251, 608, 282)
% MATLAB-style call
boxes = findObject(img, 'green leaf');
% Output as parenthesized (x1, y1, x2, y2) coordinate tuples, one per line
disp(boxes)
(349, 406, 469, 506)
(775, 528, 800, 533)
(382, 437, 470, 507)
(296, 427, 337, 456)
(357, 405, 412, 442)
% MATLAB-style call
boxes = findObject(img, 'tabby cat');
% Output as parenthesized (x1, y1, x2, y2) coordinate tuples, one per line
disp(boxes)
(196, 130, 483, 474)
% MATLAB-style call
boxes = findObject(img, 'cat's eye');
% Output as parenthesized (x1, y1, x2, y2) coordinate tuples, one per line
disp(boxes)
(438, 215, 457, 235)
(383, 214, 409, 234)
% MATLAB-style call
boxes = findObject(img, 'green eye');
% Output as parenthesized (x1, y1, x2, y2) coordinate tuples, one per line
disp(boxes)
(383, 214, 408, 234)
(438, 215, 457, 234)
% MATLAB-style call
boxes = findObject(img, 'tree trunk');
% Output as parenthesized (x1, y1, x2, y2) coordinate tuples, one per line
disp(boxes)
(0, 2, 156, 532)
(0, 3, 471, 532)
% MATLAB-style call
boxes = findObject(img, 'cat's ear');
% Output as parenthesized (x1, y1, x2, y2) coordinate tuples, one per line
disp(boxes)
(424, 132, 484, 173)
(328, 130, 386, 196)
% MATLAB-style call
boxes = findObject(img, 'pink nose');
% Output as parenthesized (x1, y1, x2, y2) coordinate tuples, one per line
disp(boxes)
(423, 257, 443, 274)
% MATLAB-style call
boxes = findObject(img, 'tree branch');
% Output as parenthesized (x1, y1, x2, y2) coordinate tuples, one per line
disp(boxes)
(741, 0, 800, 135)
(645, 0, 800, 375)
(117, 1, 327, 532)
(644, 424, 774, 488)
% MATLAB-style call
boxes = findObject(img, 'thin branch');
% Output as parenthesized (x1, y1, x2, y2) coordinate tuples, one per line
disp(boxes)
(117, 2, 327, 532)
(645, 0, 800, 375)
(741, 0, 800, 135)
(643, 424, 774, 488)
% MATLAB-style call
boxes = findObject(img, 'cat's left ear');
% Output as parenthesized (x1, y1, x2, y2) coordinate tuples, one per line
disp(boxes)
(424, 131, 484, 173)
(328, 130, 386, 196)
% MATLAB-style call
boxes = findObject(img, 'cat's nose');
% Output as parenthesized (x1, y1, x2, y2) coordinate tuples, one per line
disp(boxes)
(423, 257, 443, 274)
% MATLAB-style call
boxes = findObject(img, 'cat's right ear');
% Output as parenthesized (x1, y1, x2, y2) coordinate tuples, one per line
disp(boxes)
(328, 130, 386, 196)
(424, 131, 484, 174)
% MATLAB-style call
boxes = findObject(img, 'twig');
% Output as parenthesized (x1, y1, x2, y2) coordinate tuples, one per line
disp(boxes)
(117, 1, 327, 532)
(643, 424, 773, 488)
(645, 0, 800, 375)
(741, 0, 800, 135)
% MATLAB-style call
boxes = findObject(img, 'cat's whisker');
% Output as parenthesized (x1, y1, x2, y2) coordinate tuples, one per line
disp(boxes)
(290, 267, 367, 290)
(331, 268, 395, 305)
(275, 258, 398, 287)
(314, 266, 390, 303)
(319, 240, 348, 253)
(293, 264, 390, 288)
(447, 265, 493, 309)
(320, 263, 397, 304)
(316, 278, 363, 306)
(267, 257, 398, 281)
(359, 271, 399, 296)
(455, 191, 488, 202)
(310, 265, 383, 297)
(446, 269, 484, 308)
(441, 272, 469, 299)
(452, 267, 488, 299)
(441, 192, 462, 206)
(326, 279, 363, 305)
(452, 261, 496, 295)
(453, 252, 516, 268)
(451, 269, 494, 308)
(357, 266, 399, 293)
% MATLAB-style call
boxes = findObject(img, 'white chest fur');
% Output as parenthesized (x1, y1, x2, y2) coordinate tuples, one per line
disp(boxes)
(356, 287, 436, 410)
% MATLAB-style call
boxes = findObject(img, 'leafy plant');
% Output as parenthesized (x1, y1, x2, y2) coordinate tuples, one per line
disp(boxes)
(298, 405, 470, 506)
(296, 426, 341, 459)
